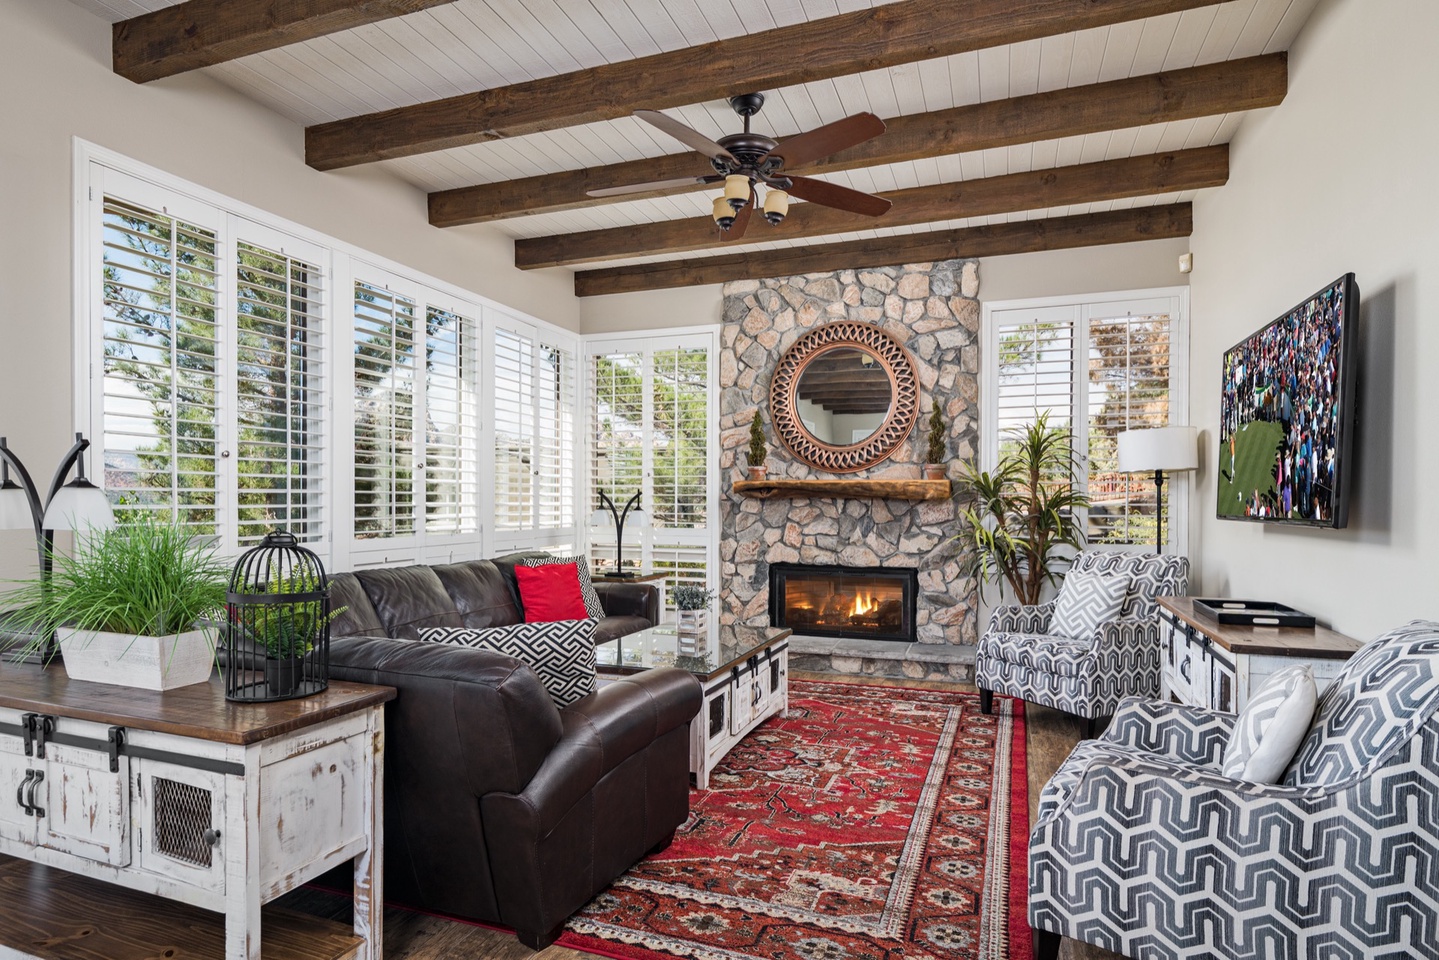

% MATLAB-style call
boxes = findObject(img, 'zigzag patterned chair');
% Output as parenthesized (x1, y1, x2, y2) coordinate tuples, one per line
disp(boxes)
(975, 551, 1189, 733)
(1029, 620, 1439, 960)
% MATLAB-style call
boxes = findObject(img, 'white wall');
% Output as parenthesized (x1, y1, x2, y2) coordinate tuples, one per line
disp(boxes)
(0, 0, 578, 579)
(1188, 0, 1439, 639)
(980, 237, 1190, 302)
(580, 283, 724, 334)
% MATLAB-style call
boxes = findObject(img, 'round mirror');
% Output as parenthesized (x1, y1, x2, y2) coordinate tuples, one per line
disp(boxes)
(794, 346, 894, 446)
(769, 321, 920, 473)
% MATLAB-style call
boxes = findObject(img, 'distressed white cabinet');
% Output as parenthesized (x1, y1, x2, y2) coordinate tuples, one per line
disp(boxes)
(1158, 597, 1361, 713)
(0, 665, 394, 960)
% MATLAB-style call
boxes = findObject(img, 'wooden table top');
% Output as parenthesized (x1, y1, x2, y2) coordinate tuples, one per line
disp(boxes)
(0, 663, 395, 745)
(1159, 596, 1363, 659)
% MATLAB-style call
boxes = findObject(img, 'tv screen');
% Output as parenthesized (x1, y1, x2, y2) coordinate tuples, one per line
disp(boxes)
(1217, 273, 1360, 527)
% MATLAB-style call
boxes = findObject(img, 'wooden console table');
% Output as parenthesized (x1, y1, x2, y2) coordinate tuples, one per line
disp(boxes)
(1158, 597, 1362, 713)
(0, 664, 395, 960)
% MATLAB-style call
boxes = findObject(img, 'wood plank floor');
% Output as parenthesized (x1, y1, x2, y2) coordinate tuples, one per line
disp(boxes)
(282, 673, 1121, 960)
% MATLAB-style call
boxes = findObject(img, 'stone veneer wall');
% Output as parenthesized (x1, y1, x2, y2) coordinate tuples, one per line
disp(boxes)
(718, 259, 982, 646)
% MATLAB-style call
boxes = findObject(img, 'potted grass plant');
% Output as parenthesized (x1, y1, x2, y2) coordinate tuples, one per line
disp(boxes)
(2, 513, 228, 690)
(954, 412, 1090, 605)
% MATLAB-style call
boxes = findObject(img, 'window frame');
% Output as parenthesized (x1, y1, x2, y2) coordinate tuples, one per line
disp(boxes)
(981, 288, 1191, 557)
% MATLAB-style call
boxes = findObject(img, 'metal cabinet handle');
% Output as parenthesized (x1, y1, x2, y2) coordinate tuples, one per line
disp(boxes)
(23, 771, 43, 818)
(17, 770, 34, 815)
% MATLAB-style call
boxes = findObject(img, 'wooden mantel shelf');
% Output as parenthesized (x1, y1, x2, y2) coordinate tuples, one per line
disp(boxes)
(734, 478, 951, 500)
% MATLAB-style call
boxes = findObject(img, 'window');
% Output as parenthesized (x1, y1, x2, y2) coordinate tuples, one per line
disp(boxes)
(351, 281, 417, 541)
(423, 306, 479, 536)
(493, 322, 577, 548)
(986, 292, 1188, 552)
(587, 335, 716, 608)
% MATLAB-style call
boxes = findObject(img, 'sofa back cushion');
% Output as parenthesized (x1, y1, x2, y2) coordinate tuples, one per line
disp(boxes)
(433, 560, 523, 629)
(1284, 620, 1439, 787)
(1069, 551, 1189, 620)
(353, 565, 463, 640)
(328, 572, 386, 639)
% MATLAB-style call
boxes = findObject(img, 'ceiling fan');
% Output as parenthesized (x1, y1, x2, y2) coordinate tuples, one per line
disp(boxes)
(589, 93, 892, 241)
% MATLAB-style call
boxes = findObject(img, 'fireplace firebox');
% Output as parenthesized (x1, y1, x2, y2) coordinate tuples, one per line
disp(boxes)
(769, 563, 918, 643)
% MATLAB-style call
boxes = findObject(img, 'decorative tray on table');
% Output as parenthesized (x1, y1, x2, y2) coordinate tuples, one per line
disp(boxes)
(1192, 599, 1316, 629)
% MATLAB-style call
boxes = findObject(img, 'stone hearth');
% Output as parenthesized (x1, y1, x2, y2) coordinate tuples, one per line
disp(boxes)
(718, 259, 982, 664)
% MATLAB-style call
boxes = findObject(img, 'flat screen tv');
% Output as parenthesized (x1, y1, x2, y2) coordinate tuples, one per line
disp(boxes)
(1217, 273, 1360, 527)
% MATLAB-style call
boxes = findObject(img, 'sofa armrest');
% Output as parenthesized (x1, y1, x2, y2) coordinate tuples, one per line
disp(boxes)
(595, 581, 659, 624)
(507, 667, 701, 834)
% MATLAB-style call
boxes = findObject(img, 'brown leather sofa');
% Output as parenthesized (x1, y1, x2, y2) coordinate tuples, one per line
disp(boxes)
(323, 553, 701, 948)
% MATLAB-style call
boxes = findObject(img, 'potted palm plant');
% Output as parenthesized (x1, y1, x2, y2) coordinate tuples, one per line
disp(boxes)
(954, 412, 1090, 605)
(746, 411, 768, 480)
(924, 399, 947, 480)
(1, 513, 228, 690)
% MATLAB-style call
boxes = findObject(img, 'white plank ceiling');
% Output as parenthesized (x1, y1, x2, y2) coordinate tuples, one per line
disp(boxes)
(70, 0, 1320, 271)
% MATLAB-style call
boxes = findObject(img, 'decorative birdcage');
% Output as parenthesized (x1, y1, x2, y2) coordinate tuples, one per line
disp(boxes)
(224, 530, 332, 702)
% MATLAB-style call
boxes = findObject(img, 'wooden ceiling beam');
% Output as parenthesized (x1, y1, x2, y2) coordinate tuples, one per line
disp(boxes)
(306, 0, 1229, 170)
(573, 204, 1192, 297)
(430, 54, 1284, 227)
(113, 0, 459, 83)
(517, 146, 1225, 270)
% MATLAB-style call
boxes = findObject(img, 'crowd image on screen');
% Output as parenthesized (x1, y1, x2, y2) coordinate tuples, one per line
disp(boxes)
(1220, 283, 1346, 521)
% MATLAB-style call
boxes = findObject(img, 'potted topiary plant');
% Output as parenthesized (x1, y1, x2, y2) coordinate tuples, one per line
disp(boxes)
(1, 513, 228, 690)
(746, 411, 768, 480)
(925, 398, 947, 480)
(954, 412, 1090, 605)
(673, 583, 715, 638)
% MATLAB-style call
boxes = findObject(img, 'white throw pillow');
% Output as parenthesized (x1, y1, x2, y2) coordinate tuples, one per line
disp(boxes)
(1222, 664, 1318, 783)
(1049, 570, 1130, 640)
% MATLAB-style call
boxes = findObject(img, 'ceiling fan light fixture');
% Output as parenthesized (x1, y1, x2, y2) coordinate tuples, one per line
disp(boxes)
(763, 189, 790, 225)
(724, 174, 751, 211)
(712, 196, 737, 231)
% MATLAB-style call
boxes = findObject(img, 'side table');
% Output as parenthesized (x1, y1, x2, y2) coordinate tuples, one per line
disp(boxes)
(0, 664, 395, 960)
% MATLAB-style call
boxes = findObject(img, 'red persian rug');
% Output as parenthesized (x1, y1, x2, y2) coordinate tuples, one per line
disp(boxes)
(559, 679, 1030, 960)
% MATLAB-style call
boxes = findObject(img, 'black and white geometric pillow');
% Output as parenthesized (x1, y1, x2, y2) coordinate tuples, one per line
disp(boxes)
(1050, 570, 1130, 640)
(421, 619, 598, 708)
(1221, 663, 1317, 783)
(518, 555, 606, 620)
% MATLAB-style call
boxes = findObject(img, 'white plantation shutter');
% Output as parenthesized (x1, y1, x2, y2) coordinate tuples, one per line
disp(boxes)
(987, 294, 1187, 553)
(651, 347, 709, 530)
(100, 198, 222, 533)
(234, 241, 324, 545)
(493, 327, 535, 533)
(352, 281, 417, 540)
(535, 343, 576, 533)
(494, 324, 577, 540)
(1085, 312, 1173, 546)
(423, 306, 479, 536)
(589, 351, 645, 573)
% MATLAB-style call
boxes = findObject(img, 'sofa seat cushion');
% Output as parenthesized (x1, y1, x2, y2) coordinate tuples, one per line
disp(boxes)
(354, 566, 463, 640)
(423, 619, 599, 708)
(593, 615, 653, 644)
(979, 631, 1093, 677)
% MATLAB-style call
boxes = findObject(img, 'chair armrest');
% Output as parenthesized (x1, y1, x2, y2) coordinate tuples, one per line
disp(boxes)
(507, 667, 701, 834)
(595, 581, 659, 624)
(1101, 696, 1237, 766)
(988, 600, 1056, 634)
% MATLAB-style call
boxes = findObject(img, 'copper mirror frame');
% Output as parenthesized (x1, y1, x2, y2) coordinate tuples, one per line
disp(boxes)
(769, 321, 920, 473)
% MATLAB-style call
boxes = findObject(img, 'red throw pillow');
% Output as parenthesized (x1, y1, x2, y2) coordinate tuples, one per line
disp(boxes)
(515, 562, 589, 623)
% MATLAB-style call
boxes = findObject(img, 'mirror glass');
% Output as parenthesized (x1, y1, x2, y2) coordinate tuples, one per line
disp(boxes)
(794, 346, 893, 446)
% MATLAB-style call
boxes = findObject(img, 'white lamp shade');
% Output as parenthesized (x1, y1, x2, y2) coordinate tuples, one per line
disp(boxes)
(0, 483, 33, 530)
(1117, 426, 1198, 473)
(41, 480, 115, 531)
(628, 509, 649, 529)
(589, 508, 614, 527)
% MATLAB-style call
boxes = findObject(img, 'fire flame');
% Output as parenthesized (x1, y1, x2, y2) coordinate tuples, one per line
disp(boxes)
(850, 590, 878, 617)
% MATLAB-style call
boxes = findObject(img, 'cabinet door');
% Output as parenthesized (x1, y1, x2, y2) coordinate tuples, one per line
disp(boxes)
(0, 736, 39, 847)
(131, 758, 228, 894)
(38, 743, 131, 867)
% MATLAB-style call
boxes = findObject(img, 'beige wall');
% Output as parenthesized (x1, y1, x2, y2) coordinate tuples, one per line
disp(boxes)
(0, 0, 578, 579)
(580, 283, 724, 334)
(1188, 0, 1439, 638)
(979, 236, 1189, 302)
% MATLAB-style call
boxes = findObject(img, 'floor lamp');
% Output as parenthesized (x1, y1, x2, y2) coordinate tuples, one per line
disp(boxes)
(589, 490, 648, 578)
(1117, 426, 1198, 554)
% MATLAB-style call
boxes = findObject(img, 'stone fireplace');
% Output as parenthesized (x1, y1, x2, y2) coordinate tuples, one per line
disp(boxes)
(718, 259, 982, 669)
(770, 563, 918, 643)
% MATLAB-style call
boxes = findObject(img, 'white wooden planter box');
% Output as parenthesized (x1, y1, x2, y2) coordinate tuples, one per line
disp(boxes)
(58, 627, 214, 691)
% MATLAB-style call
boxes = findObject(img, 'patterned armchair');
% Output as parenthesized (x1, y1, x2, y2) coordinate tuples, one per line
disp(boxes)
(975, 551, 1189, 728)
(1029, 620, 1439, 960)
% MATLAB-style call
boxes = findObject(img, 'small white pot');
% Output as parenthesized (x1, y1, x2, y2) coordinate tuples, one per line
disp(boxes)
(58, 627, 214, 691)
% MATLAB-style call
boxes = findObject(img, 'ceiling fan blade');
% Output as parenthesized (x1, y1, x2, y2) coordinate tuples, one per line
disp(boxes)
(766, 113, 886, 170)
(786, 176, 892, 217)
(722, 188, 756, 242)
(635, 110, 736, 163)
(587, 175, 719, 198)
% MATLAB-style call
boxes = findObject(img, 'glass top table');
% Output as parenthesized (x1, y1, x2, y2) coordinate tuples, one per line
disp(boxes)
(595, 622, 792, 683)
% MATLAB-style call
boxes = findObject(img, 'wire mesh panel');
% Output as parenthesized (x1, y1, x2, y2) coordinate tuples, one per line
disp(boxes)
(152, 776, 215, 867)
(224, 530, 331, 702)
